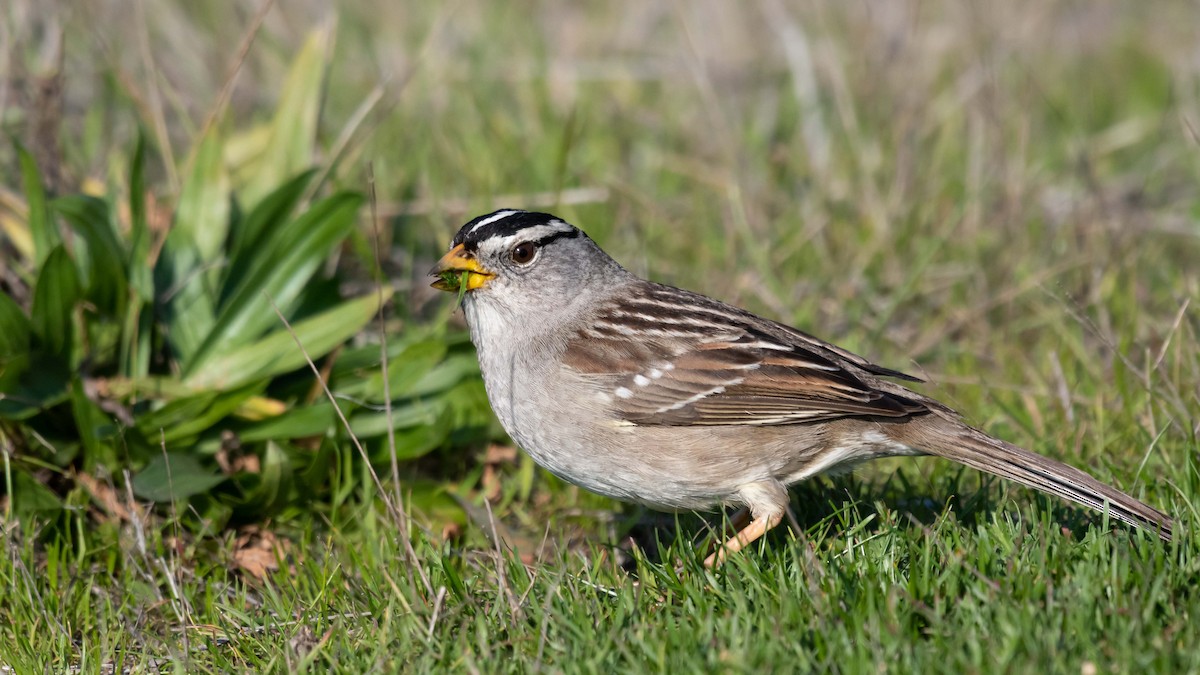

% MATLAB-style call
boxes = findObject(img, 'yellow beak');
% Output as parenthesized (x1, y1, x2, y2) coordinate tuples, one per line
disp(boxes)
(428, 243, 496, 292)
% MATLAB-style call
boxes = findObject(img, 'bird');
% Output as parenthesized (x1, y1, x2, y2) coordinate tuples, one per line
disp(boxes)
(429, 209, 1173, 566)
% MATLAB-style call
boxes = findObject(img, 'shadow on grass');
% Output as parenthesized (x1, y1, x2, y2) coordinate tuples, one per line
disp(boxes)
(613, 461, 1151, 570)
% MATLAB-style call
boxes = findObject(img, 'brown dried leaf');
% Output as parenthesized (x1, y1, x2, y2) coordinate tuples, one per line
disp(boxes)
(482, 444, 519, 501)
(216, 433, 260, 475)
(74, 471, 145, 524)
(484, 444, 518, 464)
(233, 526, 290, 580)
(234, 547, 278, 580)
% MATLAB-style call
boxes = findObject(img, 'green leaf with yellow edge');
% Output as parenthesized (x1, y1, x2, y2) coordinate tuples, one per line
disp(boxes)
(406, 354, 482, 398)
(185, 287, 391, 390)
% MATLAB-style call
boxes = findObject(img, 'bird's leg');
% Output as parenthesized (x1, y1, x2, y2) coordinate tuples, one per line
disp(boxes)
(698, 506, 753, 560)
(703, 511, 783, 567)
(703, 480, 789, 567)
(727, 506, 752, 533)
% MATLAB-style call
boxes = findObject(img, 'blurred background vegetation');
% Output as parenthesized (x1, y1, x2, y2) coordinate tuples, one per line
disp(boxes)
(0, 0, 1197, 669)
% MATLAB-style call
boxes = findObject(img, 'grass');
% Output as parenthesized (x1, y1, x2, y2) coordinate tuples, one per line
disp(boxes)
(2, 0, 1199, 671)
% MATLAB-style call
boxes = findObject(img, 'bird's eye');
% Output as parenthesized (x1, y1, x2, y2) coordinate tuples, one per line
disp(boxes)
(510, 242, 539, 265)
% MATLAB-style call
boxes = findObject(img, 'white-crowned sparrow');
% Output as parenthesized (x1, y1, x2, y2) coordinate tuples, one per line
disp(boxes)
(430, 209, 1173, 565)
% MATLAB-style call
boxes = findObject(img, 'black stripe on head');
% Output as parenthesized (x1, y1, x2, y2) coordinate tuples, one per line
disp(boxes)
(530, 228, 582, 248)
(452, 209, 582, 251)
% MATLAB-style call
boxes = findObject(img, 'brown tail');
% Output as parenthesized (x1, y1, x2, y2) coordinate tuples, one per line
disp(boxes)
(922, 426, 1173, 541)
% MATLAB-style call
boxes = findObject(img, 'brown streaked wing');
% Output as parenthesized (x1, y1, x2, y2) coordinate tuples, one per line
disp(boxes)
(562, 329, 929, 427)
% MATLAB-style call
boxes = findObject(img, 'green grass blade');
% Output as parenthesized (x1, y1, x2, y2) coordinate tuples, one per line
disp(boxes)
(120, 134, 153, 379)
(127, 133, 152, 303)
(69, 376, 109, 466)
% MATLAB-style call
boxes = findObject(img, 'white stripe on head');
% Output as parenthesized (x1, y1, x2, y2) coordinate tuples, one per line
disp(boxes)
(483, 221, 575, 250)
(469, 210, 519, 234)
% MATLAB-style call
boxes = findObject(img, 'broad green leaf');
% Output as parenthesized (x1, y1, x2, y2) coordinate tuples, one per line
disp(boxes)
(135, 390, 218, 436)
(440, 378, 496, 431)
(121, 135, 153, 379)
(360, 340, 447, 402)
(53, 195, 128, 317)
(156, 239, 218, 364)
(185, 287, 390, 390)
(407, 354, 482, 398)
(333, 351, 480, 401)
(70, 377, 110, 463)
(127, 133, 152, 303)
(158, 130, 231, 363)
(10, 470, 63, 515)
(0, 352, 69, 420)
(226, 169, 316, 274)
(132, 453, 226, 502)
(0, 292, 31, 390)
(184, 193, 365, 376)
(136, 382, 261, 445)
(176, 130, 232, 261)
(30, 246, 81, 360)
(348, 400, 442, 439)
(16, 144, 57, 267)
(238, 403, 336, 443)
(379, 423, 446, 460)
(237, 26, 330, 204)
(120, 307, 153, 379)
(327, 329, 471, 387)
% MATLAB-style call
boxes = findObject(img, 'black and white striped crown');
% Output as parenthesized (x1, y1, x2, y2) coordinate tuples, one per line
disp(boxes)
(452, 209, 583, 251)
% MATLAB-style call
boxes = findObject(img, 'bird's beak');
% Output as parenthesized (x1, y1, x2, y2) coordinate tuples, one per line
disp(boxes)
(429, 243, 496, 292)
